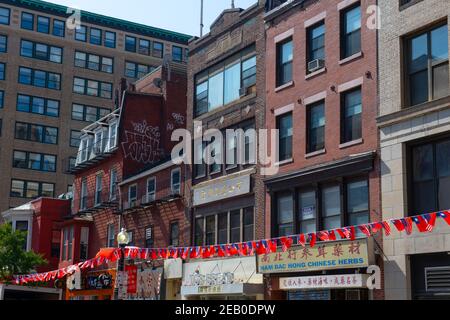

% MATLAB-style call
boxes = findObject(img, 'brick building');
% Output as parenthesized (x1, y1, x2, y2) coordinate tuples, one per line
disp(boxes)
(0, 0, 190, 214)
(182, 1, 266, 300)
(377, 0, 450, 300)
(58, 64, 189, 299)
(261, 0, 382, 300)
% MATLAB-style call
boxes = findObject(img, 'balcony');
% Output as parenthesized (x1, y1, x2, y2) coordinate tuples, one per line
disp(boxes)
(68, 138, 118, 174)
(75, 189, 120, 215)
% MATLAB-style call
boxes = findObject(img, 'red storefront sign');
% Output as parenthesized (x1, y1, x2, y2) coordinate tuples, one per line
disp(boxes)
(125, 265, 138, 294)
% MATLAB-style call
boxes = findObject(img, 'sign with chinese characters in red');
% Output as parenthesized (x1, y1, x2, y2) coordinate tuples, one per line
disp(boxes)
(257, 239, 369, 274)
(279, 274, 369, 290)
(125, 265, 137, 294)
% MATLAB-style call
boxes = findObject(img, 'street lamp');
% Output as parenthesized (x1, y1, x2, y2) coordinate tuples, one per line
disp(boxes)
(114, 228, 129, 300)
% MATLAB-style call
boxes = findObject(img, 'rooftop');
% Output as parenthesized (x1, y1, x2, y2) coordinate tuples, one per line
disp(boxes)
(3, 0, 192, 44)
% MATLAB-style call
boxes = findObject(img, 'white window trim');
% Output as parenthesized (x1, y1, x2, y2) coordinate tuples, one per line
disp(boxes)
(79, 136, 90, 163)
(12, 216, 33, 252)
(109, 169, 117, 200)
(171, 168, 181, 194)
(146, 177, 156, 202)
(108, 120, 118, 150)
(93, 127, 104, 153)
(94, 174, 102, 205)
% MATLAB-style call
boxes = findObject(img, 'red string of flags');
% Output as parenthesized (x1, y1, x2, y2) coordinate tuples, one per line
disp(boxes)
(11, 210, 450, 285)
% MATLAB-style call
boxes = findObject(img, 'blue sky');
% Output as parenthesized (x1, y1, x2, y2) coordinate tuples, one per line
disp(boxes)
(47, 0, 258, 36)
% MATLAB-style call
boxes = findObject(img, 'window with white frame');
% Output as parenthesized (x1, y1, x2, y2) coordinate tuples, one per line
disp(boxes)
(110, 169, 117, 200)
(128, 184, 137, 206)
(79, 137, 89, 163)
(147, 177, 156, 202)
(94, 174, 102, 206)
(93, 128, 104, 154)
(171, 168, 181, 194)
(107, 224, 115, 247)
(108, 120, 118, 149)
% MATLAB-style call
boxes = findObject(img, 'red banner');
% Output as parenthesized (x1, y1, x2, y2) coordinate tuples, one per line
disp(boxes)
(125, 265, 137, 294)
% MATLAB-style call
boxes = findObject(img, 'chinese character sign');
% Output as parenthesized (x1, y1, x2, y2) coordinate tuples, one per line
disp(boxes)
(125, 265, 138, 294)
(257, 240, 369, 274)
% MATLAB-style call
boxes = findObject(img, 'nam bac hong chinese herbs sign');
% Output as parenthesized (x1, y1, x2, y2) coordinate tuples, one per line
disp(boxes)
(257, 239, 369, 274)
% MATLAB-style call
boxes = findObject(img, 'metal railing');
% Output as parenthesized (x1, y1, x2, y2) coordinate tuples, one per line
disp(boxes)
(76, 138, 117, 166)
(75, 189, 120, 214)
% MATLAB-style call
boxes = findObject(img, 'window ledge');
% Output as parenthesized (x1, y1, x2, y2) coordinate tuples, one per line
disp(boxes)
(275, 158, 294, 166)
(305, 149, 326, 159)
(305, 67, 326, 80)
(275, 81, 295, 93)
(339, 52, 363, 65)
(339, 138, 364, 149)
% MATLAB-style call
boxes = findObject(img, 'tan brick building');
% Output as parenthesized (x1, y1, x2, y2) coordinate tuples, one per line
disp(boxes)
(377, 0, 450, 300)
(0, 0, 190, 212)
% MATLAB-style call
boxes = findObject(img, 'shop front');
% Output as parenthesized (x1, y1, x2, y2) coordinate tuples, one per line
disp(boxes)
(65, 269, 116, 300)
(181, 256, 264, 300)
(257, 239, 375, 300)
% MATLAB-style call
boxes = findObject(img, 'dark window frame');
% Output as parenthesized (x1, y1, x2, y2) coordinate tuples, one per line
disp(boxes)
(276, 37, 293, 87)
(16, 93, 60, 117)
(18, 66, 61, 90)
(10, 179, 55, 199)
(13, 149, 57, 172)
(14, 121, 59, 145)
(52, 19, 65, 37)
(0, 34, 7, 53)
(306, 100, 326, 153)
(340, 3, 362, 59)
(0, 7, 10, 25)
(21, 12, 34, 30)
(340, 86, 362, 143)
(36, 16, 50, 34)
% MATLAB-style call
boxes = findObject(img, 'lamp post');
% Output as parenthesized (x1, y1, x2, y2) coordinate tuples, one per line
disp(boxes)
(114, 228, 129, 300)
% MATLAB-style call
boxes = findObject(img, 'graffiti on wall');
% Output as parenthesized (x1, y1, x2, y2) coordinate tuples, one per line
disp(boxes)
(122, 120, 165, 164)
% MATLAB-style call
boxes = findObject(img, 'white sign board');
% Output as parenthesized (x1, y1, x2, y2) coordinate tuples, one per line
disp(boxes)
(279, 274, 369, 290)
(193, 174, 251, 206)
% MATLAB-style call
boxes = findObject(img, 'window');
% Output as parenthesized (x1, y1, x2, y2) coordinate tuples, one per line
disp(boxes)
(0, 63, 4, 80)
(15, 122, 58, 144)
(75, 25, 87, 42)
(322, 185, 341, 230)
(341, 87, 362, 143)
(0, 7, 10, 25)
(145, 227, 154, 248)
(70, 130, 81, 148)
(15, 221, 29, 250)
(80, 178, 87, 210)
(307, 22, 325, 71)
(194, 47, 257, 116)
(152, 41, 163, 58)
(194, 217, 204, 246)
(67, 226, 73, 260)
(147, 177, 156, 202)
(194, 141, 206, 178)
(80, 227, 89, 261)
(17, 94, 60, 117)
(125, 36, 136, 52)
(298, 190, 317, 234)
(139, 39, 150, 55)
(229, 210, 241, 243)
(107, 224, 115, 247)
(170, 222, 179, 247)
(243, 207, 254, 242)
(51, 230, 61, 258)
(171, 168, 181, 194)
(104, 31, 116, 48)
(411, 138, 450, 214)
(52, 19, 65, 37)
(218, 213, 228, 244)
(276, 38, 293, 86)
(74, 51, 113, 73)
(307, 101, 325, 153)
(95, 175, 103, 206)
(277, 112, 293, 161)
(110, 169, 118, 200)
(10, 179, 54, 198)
(73, 77, 112, 99)
(125, 61, 151, 79)
(128, 184, 137, 205)
(277, 192, 294, 236)
(108, 121, 118, 149)
(37, 16, 50, 34)
(21, 12, 34, 30)
(127, 231, 134, 246)
(71, 104, 109, 122)
(172, 46, 183, 62)
(341, 4, 361, 59)
(13, 150, 56, 172)
(406, 24, 448, 106)
(18, 67, 61, 90)
(347, 180, 369, 234)
(0, 90, 3, 108)
(90, 28, 102, 45)
(0, 35, 6, 52)
(205, 215, 216, 245)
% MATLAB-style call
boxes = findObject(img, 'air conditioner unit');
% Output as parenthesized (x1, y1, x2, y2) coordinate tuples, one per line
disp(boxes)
(308, 59, 325, 73)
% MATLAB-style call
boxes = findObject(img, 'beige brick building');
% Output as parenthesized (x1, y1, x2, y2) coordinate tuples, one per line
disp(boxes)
(0, 0, 190, 212)
(377, 0, 450, 299)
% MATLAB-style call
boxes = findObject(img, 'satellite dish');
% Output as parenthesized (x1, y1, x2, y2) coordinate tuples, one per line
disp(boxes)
(66, 268, 81, 291)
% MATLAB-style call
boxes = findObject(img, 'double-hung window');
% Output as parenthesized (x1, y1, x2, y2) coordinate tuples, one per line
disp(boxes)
(90, 28, 102, 45)
(171, 168, 181, 194)
(0, 7, 10, 25)
(128, 184, 137, 207)
(107, 224, 115, 247)
(405, 24, 448, 106)
(21, 12, 34, 30)
(0, 63, 4, 80)
(108, 121, 118, 149)
(172, 46, 183, 62)
(0, 35, 7, 53)
(104, 31, 116, 48)
(341, 4, 361, 59)
(80, 178, 87, 210)
(277, 112, 293, 162)
(147, 177, 156, 202)
(341, 87, 362, 143)
(94, 174, 103, 206)
(139, 39, 150, 55)
(276, 38, 293, 86)
(37, 16, 50, 34)
(125, 36, 136, 52)
(75, 25, 87, 42)
(110, 169, 118, 200)
(152, 41, 163, 58)
(52, 20, 65, 37)
(307, 22, 325, 72)
(307, 101, 325, 153)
